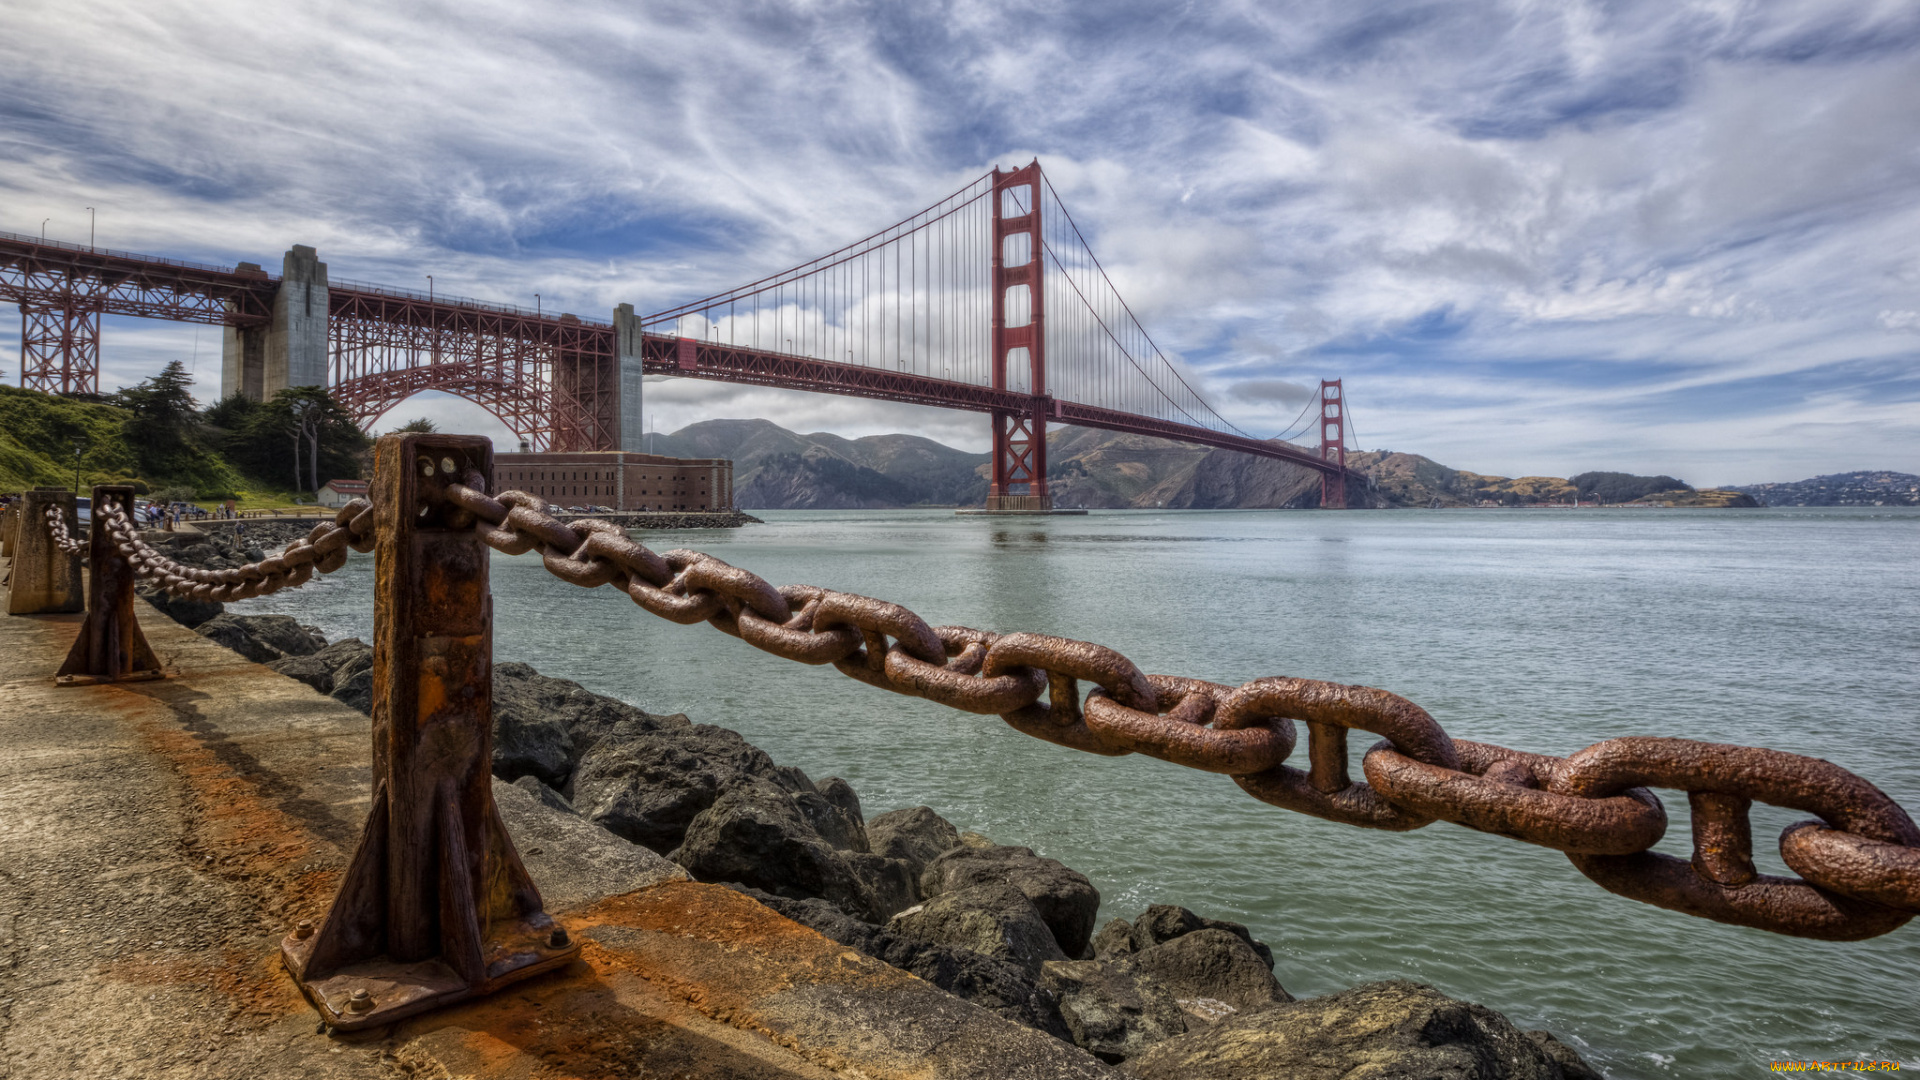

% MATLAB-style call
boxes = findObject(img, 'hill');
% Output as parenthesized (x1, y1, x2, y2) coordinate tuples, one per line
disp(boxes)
(646, 419, 991, 509)
(0, 384, 246, 498)
(1730, 471, 1919, 507)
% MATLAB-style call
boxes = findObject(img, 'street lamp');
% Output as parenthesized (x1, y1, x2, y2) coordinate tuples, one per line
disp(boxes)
(71, 436, 87, 495)
(86, 207, 94, 251)
(535, 293, 541, 319)
(40, 218, 49, 240)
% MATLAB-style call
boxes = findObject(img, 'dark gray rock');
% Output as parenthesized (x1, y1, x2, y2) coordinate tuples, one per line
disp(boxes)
(572, 721, 798, 853)
(726, 885, 889, 955)
(493, 662, 686, 782)
(794, 789, 867, 852)
(887, 883, 1067, 978)
(512, 774, 578, 816)
(846, 852, 919, 920)
(1122, 980, 1599, 1080)
(490, 777, 685, 912)
(817, 776, 863, 825)
(493, 701, 574, 789)
(1130, 905, 1274, 970)
(673, 779, 877, 920)
(137, 585, 223, 629)
(879, 936, 1074, 1043)
(333, 667, 373, 715)
(194, 613, 325, 664)
(1526, 1031, 1605, 1080)
(268, 652, 336, 695)
(269, 638, 372, 698)
(728, 884, 1071, 1042)
(1119, 929, 1289, 1023)
(867, 805, 962, 874)
(1091, 918, 1135, 959)
(922, 844, 1101, 959)
(1041, 959, 1188, 1063)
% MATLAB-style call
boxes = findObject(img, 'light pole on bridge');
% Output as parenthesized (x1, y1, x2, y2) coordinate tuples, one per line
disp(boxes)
(85, 207, 94, 252)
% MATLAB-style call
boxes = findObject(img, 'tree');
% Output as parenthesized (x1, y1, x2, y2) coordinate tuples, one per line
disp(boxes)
(221, 387, 371, 494)
(116, 360, 202, 476)
(392, 417, 437, 433)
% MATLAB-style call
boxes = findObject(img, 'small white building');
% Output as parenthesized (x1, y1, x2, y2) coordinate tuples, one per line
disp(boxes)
(318, 479, 370, 508)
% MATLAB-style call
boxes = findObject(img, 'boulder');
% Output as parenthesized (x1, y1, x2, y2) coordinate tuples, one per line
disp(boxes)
(726, 885, 887, 956)
(512, 774, 579, 816)
(493, 662, 687, 781)
(332, 667, 373, 715)
(846, 852, 919, 920)
(194, 613, 325, 664)
(1526, 1031, 1606, 1080)
(493, 702, 574, 789)
(1122, 980, 1602, 1080)
(794, 789, 867, 853)
(673, 779, 877, 920)
(572, 721, 799, 853)
(137, 584, 223, 629)
(1129, 904, 1275, 970)
(1040, 959, 1188, 1063)
(733, 884, 1071, 1041)
(880, 935, 1073, 1042)
(269, 638, 372, 699)
(817, 776, 863, 826)
(1091, 918, 1134, 959)
(867, 805, 962, 874)
(887, 884, 1066, 978)
(921, 844, 1101, 959)
(1120, 929, 1289, 1023)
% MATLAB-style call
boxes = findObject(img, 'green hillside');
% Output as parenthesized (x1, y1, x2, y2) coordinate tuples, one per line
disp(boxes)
(0, 379, 362, 506)
(0, 384, 250, 496)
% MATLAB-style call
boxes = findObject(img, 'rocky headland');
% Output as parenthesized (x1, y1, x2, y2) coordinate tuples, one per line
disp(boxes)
(135, 532, 1606, 1077)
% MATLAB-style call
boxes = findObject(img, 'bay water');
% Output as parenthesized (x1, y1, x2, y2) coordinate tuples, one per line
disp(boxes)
(237, 506, 1920, 1076)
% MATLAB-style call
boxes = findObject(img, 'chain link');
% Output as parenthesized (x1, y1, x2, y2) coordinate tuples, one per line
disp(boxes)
(102, 498, 375, 603)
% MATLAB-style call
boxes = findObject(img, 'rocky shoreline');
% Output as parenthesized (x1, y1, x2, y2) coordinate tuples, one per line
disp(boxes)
(135, 527, 1604, 1078)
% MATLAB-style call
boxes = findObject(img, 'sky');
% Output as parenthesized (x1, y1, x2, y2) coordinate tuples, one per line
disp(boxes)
(3, 0, 1918, 486)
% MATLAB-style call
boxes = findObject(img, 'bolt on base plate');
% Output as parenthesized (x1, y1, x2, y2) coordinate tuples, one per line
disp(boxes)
(282, 917, 579, 1032)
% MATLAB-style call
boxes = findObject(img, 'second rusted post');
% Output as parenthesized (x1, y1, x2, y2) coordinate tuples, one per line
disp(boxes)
(282, 433, 577, 1030)
(6, 488, 84, 615)
(55, 485, 161, 684)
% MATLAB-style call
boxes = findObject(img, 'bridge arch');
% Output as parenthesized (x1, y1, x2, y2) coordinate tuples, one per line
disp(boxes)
(333, 363, 556, 449)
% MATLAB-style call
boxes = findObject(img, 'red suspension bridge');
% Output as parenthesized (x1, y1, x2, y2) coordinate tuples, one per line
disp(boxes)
(0, 162, 1357, 508)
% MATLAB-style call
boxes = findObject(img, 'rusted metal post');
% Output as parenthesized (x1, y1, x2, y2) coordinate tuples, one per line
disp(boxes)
(7, 488, 84, 615)
(55, 485, 161, 685)
(282, 433, 577, 1031)
(0, 501, 17, 559)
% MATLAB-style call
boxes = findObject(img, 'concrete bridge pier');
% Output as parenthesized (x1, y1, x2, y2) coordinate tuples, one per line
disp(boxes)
(5, 488, 83, 615)
(222, 245, 329, 402)
(614, 302, 645, 452)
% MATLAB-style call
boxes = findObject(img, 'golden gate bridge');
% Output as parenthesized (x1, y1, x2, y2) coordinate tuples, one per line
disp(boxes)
(0, 161, 1357, 508)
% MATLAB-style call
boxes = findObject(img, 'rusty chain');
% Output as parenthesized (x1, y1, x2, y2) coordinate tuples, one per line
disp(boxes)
(105, 475, 1920, 940)
(434, 478, 1920, 942)
(43, 505, 88, 556)
(103, 498, 375, 603)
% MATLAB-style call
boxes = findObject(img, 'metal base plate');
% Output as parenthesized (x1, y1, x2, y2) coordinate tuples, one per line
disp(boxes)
(282, 918, 581, 1031)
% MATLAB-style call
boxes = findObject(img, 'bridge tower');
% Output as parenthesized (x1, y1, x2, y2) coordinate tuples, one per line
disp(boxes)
(1319, 379, 1347, 509)
(18, 288, 102, 396)
(987, 161, 1051, 512)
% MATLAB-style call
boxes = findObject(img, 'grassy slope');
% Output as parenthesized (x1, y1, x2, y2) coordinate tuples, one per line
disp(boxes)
(0, 385, 299, 507)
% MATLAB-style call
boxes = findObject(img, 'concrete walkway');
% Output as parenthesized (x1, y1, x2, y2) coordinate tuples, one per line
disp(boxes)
(0, 576, 1111, 1078)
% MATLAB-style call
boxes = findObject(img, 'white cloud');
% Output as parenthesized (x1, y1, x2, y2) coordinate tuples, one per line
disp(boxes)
(2, 0, 1917, 483)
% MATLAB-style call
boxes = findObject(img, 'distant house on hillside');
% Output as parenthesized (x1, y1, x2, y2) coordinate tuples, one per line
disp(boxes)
(318, 479, 369, 508)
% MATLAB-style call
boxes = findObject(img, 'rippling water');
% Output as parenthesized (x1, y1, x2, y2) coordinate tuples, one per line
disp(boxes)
(238, 506, 1920, 1076)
